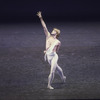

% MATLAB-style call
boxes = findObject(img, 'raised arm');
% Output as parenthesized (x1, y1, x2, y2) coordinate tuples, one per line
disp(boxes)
(37, 11, 50, 37)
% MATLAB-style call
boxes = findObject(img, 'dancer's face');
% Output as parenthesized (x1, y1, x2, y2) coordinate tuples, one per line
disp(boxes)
(51, 30, 57, 36)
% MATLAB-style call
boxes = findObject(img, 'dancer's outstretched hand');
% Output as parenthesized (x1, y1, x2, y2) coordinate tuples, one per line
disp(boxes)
(37, 11, 42, 18)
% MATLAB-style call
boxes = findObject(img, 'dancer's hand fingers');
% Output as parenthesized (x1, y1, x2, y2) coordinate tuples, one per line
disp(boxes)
(37, 11, 42, 16)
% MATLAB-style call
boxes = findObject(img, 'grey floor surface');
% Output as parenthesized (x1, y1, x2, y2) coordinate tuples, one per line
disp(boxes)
(0, 22, 100, 100)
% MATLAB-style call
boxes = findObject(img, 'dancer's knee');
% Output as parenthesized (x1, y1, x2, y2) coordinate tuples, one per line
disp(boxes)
(57, 65, 62, 72)
(49, 71, 55, 77)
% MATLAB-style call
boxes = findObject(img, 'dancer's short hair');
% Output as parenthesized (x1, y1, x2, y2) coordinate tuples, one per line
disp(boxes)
(53, 28, 60, 38)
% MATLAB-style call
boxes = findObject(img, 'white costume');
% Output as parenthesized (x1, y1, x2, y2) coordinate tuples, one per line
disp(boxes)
(44, 40, 66, 89)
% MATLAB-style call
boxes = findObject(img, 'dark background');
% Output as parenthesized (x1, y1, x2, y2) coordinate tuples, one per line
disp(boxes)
(1, 0, 100, 22)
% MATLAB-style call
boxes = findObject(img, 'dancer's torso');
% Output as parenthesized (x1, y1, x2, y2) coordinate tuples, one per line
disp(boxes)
(45, 36, 60, 54)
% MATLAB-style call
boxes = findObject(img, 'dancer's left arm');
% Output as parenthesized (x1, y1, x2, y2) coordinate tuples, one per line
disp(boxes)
(54, 42, 61, 52)
(56, 42, 61, 52)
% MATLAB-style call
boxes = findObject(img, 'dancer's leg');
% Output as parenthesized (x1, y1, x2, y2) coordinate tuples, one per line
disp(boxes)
(47, 54, 58, 89)
(56, 65, 66, 83)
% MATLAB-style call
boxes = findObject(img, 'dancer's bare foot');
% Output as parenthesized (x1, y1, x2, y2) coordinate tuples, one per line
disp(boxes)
(63, 76, 66, 83)
(47, 85, 54, 89)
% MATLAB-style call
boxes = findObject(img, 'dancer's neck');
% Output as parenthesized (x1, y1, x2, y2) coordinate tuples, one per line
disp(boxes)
(51, 34, 57, 39)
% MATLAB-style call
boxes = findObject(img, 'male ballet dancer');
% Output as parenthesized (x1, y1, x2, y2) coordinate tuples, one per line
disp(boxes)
(37, 11, 66, 89)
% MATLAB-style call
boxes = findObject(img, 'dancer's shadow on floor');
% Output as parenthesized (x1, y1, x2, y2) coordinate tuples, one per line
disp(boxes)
(52, 82, 66, 89)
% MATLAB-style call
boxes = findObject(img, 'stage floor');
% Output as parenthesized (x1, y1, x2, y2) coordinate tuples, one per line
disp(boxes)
(0, 21, 100, 99)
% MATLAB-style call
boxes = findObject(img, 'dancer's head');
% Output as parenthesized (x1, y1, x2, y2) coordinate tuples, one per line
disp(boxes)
(51, 28, 60, 38)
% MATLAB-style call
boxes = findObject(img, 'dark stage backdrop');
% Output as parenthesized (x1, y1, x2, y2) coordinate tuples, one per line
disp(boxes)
(0, 0, 100, 22)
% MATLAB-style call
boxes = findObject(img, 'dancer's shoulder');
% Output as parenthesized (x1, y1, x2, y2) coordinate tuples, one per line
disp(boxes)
(56, 39, 61, 45)
(56, 39, 61, 43)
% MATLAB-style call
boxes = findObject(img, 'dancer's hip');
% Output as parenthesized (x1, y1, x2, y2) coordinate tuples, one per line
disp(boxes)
(44, 52, 58, 61)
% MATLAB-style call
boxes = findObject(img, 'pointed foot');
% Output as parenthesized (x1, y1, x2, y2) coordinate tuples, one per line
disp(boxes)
(63, 76, 66, 83)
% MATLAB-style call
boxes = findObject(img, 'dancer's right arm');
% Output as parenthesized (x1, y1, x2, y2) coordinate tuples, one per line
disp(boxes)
(37, 11, 50, 37)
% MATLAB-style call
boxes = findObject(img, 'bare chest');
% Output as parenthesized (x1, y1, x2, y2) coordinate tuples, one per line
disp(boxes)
(46, 38, 54, 48)
(46, 37, 59, 49)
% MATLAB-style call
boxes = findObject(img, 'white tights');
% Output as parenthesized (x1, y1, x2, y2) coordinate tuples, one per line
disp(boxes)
(47, 53, 66, 89)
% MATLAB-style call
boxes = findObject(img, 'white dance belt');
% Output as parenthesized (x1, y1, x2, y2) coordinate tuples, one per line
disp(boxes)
(44, 51, 56, 61)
